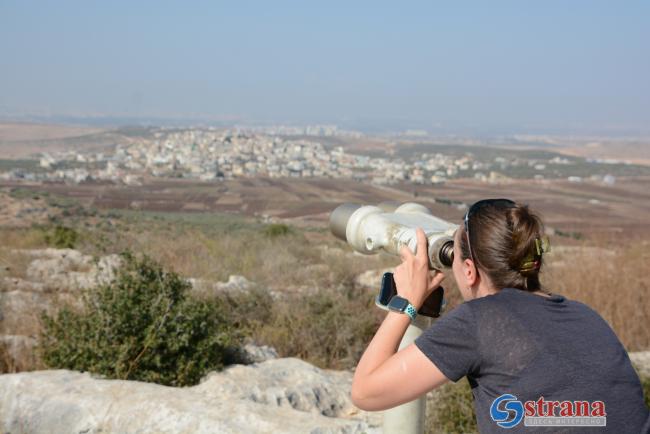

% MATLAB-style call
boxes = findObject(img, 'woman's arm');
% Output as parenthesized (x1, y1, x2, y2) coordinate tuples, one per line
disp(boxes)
(351, 314, 450, 411)
(351, 228, 450, 411)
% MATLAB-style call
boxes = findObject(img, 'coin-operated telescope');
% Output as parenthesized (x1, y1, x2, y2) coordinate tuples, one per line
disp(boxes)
(329, 202, 458, 270)
(329, 201, 458, 434)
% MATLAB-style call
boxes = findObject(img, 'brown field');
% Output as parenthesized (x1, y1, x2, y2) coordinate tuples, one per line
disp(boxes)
(552, 140, 650, 167)
(2, 175, 649, 241)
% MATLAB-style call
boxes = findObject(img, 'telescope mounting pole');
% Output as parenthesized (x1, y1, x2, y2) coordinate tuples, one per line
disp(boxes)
(382, 315, 431, 434)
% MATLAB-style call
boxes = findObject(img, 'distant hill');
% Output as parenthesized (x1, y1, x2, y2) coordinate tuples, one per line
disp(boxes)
(0, 122, 122, 158)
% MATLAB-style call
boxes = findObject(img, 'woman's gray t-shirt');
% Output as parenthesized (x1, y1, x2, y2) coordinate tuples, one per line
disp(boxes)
(414, 288, 649, 433)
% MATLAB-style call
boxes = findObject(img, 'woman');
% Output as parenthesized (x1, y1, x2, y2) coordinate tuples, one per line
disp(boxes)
(351, 199, 649, 433)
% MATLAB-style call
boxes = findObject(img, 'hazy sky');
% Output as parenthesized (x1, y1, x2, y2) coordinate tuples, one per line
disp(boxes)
(1, 1, 649, 133)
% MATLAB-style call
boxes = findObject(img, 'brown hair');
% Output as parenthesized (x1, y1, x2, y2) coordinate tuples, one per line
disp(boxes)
(460, 202, 544, 292)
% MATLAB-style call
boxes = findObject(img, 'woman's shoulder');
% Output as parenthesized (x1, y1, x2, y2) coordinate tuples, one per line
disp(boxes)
(462, 288, 608, 325)
(467, 287, 588, 308)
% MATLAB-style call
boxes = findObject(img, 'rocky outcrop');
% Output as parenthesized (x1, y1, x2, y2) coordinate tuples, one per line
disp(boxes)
(0, 358, 382, 434)
(1, 249, 120, 295)
(189, 274, 257, 294)
(0, 249, 121, 368)
(242, 343, 279, 363)
(3, 352, 647, 433)
(23, 248, 120, 290)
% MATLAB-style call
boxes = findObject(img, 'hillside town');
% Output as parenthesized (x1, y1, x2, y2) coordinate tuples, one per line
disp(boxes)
(0, 128, 620, 186)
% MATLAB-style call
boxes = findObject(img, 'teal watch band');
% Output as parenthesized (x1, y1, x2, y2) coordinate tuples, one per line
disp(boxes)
(404, 304, 417, 321)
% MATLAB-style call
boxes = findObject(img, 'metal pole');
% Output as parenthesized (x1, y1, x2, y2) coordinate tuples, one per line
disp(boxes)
(383, 314, 431, 434)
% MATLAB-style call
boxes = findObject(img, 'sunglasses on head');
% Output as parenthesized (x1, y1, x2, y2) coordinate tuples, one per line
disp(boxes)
(463, 198, 516, 269)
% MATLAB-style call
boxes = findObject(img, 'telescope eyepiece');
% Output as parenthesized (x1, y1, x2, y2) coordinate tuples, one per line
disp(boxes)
(438, 240, 455, 268)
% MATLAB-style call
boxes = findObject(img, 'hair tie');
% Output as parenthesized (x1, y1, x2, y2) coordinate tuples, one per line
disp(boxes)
(519, 236, 550, 273)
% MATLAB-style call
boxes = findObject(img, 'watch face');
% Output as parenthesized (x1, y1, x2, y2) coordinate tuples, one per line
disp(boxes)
(388, 296, 409, 312)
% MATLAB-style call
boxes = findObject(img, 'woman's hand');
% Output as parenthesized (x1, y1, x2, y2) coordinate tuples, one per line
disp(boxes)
(351, 228, 450, 411)
(393, 228, 445, 310)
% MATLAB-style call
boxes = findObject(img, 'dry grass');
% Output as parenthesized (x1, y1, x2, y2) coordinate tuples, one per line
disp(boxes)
(543, 240, 650, 351)
(0, 250, 35, 281)
(72, 212, 395, 291)
(0, 226, 47, 250)
(0, 343, 17, 373)
(435, 238, 650, 352)
(0, 226, 54, 280)
(210, 284, 386, 370)
(0, 340, 43, 374)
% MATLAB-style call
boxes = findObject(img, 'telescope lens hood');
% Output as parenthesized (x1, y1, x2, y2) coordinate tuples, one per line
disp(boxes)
(329, 203, 361, 241)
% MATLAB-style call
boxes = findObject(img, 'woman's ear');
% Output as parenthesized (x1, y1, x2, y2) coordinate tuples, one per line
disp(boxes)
(463, 258, 478, 288)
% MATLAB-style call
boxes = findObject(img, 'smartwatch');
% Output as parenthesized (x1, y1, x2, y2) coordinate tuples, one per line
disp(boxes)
(387, 295, 417, 321)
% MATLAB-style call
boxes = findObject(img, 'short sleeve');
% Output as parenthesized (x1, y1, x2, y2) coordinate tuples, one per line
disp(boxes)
(414, 302, 479, 382)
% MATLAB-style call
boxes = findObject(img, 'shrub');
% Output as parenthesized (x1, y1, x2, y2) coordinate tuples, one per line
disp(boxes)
(263, 223, 291, 237)
(426, 380, 477, 434)
(44, 225, 79, 249)
(218, 286, 275, 335)
(641, 375, 650, 409)
(40, 252, 239, 386)
(208, 282, 384, 370)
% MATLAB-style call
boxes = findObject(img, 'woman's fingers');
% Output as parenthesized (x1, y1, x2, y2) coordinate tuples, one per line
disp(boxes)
(394, 230, 447, 308)
(399, 245, 414, 262)
(415, 228, 429, 263)
(400, 228, 429, 264)
(428, 271, 445, 291)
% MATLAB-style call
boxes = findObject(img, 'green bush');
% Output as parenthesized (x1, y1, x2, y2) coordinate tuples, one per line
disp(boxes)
(44, 225, 79, 249)
(218, 286, 275, 335)
(263, 223, 291, 237)
(641, 375, 650, 409)
(426, 380, 477, 434)
(40, 252, 239, 386)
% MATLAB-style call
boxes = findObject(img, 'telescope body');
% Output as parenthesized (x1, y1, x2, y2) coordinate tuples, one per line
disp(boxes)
(329, 202, 458, 270)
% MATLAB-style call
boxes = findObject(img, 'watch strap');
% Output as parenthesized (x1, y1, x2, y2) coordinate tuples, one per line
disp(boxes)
(404, 304, 417, 321)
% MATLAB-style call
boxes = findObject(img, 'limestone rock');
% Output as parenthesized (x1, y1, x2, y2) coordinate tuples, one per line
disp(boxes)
(95, 254, 121, 284)
(199, 358, 359, 418)
(22, 249, 120, 291)
(216, 274, 255, 292)
(0, 359, 382, 434)
(0, 277, 45, 293)
(191, 274, 257, 295)
(242, 343, 279, 363)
